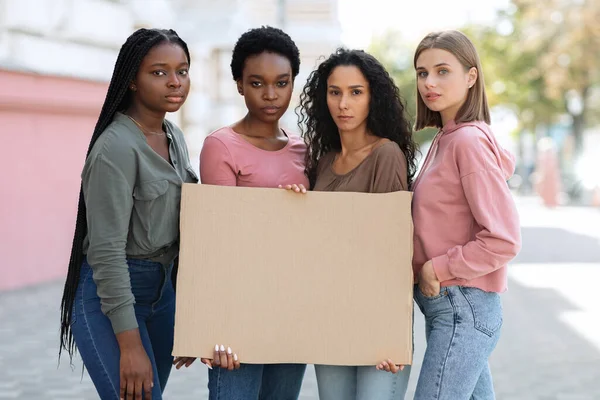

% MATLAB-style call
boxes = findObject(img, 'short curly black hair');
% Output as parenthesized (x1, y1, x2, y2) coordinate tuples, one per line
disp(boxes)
(230, 25, 300, 81)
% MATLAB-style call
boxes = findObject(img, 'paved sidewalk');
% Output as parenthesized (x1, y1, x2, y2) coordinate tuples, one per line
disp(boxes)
(1, 199, 599, 399)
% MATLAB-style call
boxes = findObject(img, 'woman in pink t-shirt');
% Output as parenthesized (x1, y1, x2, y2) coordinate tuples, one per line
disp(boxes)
(411, 31, 521, 399)
(172, 26, 307, 400)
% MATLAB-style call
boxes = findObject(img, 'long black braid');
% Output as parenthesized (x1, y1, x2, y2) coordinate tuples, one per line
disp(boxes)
(59, 28, 191, 362)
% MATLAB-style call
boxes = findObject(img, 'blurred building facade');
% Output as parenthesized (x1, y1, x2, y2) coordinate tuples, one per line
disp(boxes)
(0, 0, 341, 290)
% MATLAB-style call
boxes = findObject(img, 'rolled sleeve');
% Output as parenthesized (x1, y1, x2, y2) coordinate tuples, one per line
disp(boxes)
(83, 154, 138, 334)
(435, 136, 521, 281)
(431, 253, 454, 282)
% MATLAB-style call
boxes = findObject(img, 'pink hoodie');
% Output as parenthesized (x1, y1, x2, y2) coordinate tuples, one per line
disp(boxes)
(412, 120, 521, 293)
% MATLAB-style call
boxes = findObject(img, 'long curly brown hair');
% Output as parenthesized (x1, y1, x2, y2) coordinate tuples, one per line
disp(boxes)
(296, 48, 419, 189)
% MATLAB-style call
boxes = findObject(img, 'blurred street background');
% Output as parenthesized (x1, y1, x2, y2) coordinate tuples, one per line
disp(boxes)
(1, 0, 599, 398)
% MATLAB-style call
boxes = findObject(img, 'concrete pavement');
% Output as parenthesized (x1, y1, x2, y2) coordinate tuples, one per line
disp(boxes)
(1, 197, 599, 399)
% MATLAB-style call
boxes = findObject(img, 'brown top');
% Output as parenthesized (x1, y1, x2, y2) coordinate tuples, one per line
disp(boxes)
(313, 141, 408, 193)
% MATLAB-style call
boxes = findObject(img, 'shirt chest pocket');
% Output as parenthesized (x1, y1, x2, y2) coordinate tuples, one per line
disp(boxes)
(132, 180, 174, 245)
(133, 179, 169, 201)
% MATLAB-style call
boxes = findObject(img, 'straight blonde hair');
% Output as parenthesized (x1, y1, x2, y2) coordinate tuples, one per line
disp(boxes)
(413, 30, 490, 130)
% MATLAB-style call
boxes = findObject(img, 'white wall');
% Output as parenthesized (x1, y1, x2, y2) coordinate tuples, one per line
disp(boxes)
(0, 0, 342, 172)
(0, 0, 134, 80)
(170, 0, 343, 172)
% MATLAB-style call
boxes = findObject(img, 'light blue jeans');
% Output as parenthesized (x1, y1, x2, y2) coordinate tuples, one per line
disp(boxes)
(315, 364, 411, 400)
(413, 285, 502, 400)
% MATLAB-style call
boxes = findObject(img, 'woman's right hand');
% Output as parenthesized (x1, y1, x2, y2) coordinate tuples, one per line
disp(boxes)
(116, 329, 153, 400)
(278, 183, 307, 194)
(212, 344, 241, 370)
(418, 260, 440, 297)
(376, 358, 405, 374)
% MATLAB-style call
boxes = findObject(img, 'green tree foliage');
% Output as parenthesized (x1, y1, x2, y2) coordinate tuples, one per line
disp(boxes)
(369, 31, 438, 145)
(369, 0, 599, 157)
(472, 0, 599, 154)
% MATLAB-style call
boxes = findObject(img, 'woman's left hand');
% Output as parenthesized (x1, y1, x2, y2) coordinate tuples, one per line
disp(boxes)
(418, 260, 440, 297)
(376, 359, 405, 374)
(173, 357, 214, 370)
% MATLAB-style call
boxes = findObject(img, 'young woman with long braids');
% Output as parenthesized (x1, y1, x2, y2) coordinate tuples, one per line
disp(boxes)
(59, 28, 197, 399)
(286, 48, 419, 400)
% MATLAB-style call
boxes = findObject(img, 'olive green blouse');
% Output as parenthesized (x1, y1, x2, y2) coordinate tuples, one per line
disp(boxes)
(82, 112, 198, 334)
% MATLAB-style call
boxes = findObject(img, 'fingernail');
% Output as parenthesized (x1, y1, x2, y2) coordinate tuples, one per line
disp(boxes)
(220, 344, 225, 352)
(215, 344, 219, 351)
(151, 382, 154, 388)
(234, 353, 238, 361)
(227, 347, 232, 355)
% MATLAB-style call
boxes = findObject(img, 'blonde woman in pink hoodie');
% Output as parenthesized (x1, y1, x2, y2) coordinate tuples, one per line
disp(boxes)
(407, 31, 521, 399)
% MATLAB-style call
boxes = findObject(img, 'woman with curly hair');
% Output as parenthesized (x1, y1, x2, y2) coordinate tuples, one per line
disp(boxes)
(287, 48, 418, 399)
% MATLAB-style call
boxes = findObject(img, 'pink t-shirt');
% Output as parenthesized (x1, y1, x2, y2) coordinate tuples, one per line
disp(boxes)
(199, 126, 309, 188)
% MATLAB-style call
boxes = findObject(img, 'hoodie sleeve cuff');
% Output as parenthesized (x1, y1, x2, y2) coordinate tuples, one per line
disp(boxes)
(108, 306, 139, 334)
(432, 254, 455, 282)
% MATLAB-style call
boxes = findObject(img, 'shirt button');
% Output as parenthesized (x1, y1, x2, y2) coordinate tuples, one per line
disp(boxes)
(173, 159, 177, 165)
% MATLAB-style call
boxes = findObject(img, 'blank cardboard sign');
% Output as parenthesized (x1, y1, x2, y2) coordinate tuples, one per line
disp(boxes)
(173, 184, 413, 366)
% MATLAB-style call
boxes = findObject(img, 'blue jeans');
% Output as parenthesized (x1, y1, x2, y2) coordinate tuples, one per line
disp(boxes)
(71, 259, 175, 399)
(208, 363, 306, 400)
(413, 285, 502, 400)
(315, 364, 411, 400)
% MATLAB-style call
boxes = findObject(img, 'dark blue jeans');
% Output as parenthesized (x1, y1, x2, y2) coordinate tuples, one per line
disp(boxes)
(71, 258, 175, 399)
(208, 363, 306, 400)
